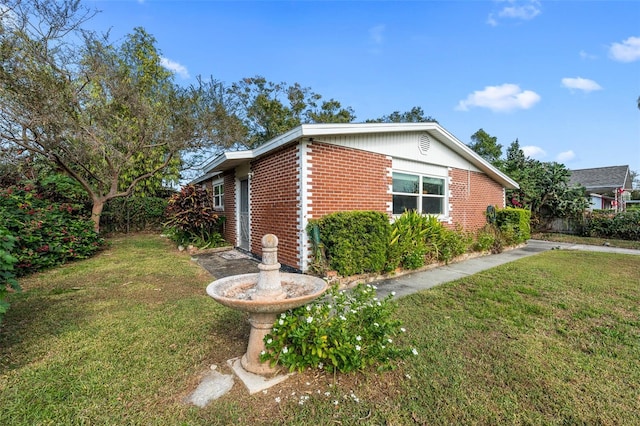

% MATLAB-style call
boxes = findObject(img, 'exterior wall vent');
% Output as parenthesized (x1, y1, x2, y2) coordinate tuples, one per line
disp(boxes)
(419, 133, 431, 155)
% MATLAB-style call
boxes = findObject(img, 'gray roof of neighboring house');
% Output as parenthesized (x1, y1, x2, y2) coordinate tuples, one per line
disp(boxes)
(569, 165, 631, 193)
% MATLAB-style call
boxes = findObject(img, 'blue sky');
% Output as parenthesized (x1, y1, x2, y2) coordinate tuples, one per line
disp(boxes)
(87, 0, 640, 176)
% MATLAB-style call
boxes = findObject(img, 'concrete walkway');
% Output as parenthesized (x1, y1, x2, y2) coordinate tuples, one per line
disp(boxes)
(373, 239, 640, 298)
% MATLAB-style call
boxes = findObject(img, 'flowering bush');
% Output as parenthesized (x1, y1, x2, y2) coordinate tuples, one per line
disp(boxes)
(261, 284, 417, 373)
(0, 182, 105, 276)
(0, 227, 20, 324)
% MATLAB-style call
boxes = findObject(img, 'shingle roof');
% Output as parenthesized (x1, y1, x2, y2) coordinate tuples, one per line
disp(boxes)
(569, 165, 631, 193)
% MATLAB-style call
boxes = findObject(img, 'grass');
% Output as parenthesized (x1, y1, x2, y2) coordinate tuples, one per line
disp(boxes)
(1, 234, 639, 425)
(532, 232, 640, 250)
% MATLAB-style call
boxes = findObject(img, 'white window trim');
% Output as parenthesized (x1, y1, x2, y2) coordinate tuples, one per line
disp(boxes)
(212, 179, 224, 210)
(391, 170, 449, 220)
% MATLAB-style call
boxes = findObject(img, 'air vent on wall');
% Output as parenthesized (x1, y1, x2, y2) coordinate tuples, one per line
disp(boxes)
(419, 133, 431, 155)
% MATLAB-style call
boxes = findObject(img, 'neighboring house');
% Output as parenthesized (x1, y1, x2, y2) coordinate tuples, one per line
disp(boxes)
(193, 123, 519, 272)
(569, 165, 633, 211)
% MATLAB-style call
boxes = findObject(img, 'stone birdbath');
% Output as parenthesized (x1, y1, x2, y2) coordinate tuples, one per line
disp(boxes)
(206, 234, 328, 375)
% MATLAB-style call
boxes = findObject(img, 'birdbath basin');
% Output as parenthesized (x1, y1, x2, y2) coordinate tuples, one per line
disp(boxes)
(206, 234, 327, 375)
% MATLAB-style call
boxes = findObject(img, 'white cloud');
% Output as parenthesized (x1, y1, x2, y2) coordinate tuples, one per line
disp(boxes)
(487, 0, 541, 26)
(609, 36, 640, 62)
(160, 57, 190, 79)
(522, 145, 546, 159)
(498, 0, 541, 20)
(579, 50, 597, 60)
(561, 77, 602, 93)
(456, 83, 541, 112)
(556, 150, 575, 163)
(369, 24, 385, 44)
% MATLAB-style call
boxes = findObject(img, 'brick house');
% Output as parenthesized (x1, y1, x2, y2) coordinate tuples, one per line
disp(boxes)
(193, 123, 519, 271)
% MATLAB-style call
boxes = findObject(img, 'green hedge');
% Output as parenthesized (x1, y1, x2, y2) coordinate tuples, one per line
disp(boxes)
(101, 196, 168, 234)
(309, 211, 391, 276)
(582, 210, 640, 240)
(495, 207, 531, 244)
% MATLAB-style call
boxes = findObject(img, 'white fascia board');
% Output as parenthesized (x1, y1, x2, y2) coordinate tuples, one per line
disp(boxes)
(199, 122, 519, 189)
(201, 150, 254, 174)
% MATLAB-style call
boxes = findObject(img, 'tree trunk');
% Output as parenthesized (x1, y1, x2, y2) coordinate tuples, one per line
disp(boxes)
(91, 199, 105, 233)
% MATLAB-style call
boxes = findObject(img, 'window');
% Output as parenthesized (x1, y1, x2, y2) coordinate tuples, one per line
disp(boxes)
(213, 181, 224, 209)
(392, 172, 445, 215)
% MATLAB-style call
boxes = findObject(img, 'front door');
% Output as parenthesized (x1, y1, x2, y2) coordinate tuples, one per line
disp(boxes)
(239, 178, 250, 250)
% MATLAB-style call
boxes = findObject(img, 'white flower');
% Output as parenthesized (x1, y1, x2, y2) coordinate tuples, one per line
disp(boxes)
(356, 335, 362, 341)
(306, 305, 312, 311)
(412, 348, 419, 356)
(388, 338, 393, 343)
(267, 338, 273, 344)
(400, 327, 406, 333)
(282, 346, 289, 354)
(275, 397, 281, 403)
(339, 315, 346, 321)
(405, 374, 412, 379)
(333, 400, 339, 405)
(280, 313, 286, 318)
(324, 391, 331, 397)
(318, 362, 324, 369)
(377, 302, 382, 306)
(306, 316, 313, 323)
(374, 322, 379, 327)
(355, 345, 361, 351)
(278, 319, 284, 325)
(391, 291, 396, 296)
(260, 350, 265, 356)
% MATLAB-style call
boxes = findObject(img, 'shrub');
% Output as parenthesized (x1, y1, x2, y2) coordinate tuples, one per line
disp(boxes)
(0, 227, 20, 324)
(261, 284, 416, 373)
(164, 184, 226, 248)
(101, 196, 168, 233)
(390, 211, 472, 269)
(495, 207, 531, 244)
(582, 210, 640, 241)
(0, 182, 105, 276)
(388, 210, 431, 270)
(310, 211, 390, 276)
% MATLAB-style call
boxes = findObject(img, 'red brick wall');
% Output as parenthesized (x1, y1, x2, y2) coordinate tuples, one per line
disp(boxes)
(249, 145, 301, 267)
(449, 168, 505, 231)
(307, 142, 392, 218)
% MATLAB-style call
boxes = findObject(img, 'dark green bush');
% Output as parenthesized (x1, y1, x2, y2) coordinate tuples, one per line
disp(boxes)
(310, 211, 391, 276)
(102, 196, 168, 233)
(164, 184, 226, 248)
(582, 210, 640, 240)
(0, 227, 20, 324)
(0, 182, 105, 276)
(495, 207, 531, 244)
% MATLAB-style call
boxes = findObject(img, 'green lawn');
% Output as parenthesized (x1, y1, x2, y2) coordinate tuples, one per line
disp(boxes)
(1, 234, 639, 425)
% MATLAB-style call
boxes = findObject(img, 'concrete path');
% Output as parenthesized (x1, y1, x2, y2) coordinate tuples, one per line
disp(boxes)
(373, 240, 640, 298)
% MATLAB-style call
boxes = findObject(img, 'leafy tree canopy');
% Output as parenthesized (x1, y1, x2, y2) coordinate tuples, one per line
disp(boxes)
(468, 128, 503, 167)
(227, 76, 356, 148)
(0, 1, 235, 231)
(365, 106, 437, 124)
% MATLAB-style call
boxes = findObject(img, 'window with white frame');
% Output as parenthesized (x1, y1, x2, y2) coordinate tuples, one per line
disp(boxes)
(392, 172, 446, 215)
(213, 181, 224, 209)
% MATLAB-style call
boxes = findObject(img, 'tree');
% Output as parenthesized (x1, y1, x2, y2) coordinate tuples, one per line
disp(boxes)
(366, 106, 437, 123)
(468, 129, 503, 167)
(502, 141, 587, 224)
(227, 76, 356, 148)
(0, 2, 234, 231)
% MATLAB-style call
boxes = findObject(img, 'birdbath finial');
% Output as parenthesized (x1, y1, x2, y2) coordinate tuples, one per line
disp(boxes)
(252, 234, 286, 300)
